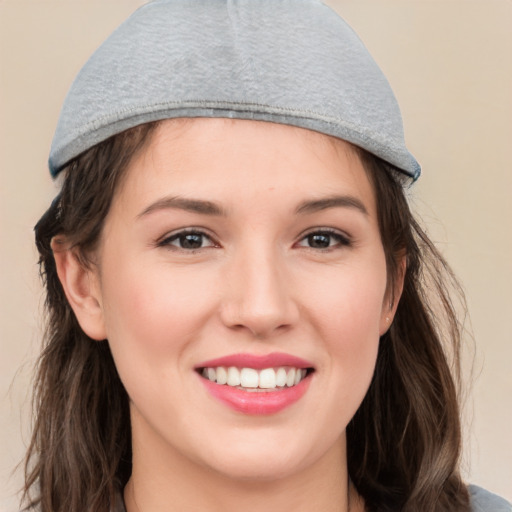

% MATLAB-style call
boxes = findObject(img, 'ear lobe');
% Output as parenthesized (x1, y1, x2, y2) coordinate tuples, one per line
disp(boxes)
(379, 254, 407, 336)
(51, 236, 107, 341)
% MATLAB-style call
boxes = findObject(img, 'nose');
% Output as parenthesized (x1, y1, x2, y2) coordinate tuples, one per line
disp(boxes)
(219, 245, 300, 339)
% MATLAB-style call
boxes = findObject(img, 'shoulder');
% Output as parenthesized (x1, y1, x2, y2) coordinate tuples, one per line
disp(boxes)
(469, 485, 512, 512)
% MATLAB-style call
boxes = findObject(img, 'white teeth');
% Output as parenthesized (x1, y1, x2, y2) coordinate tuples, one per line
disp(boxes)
(286, 368, 296, 387)
(227, 366, 241, 386)
(202, 366, 309, 390)
(259, 368, 276, 389)
(216, 366, 227, 385)
(240, 368, 259, 388)
(275, 367, 287, 387)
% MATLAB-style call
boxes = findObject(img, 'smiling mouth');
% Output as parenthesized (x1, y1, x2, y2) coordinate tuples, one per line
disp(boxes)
(198, 366, 314, 391)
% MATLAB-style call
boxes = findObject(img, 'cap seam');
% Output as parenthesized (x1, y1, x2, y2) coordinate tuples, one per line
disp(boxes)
(55, 99, 403, 150)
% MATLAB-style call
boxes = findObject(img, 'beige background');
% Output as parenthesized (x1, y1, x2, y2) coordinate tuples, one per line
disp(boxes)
(1, 1, 511, 509)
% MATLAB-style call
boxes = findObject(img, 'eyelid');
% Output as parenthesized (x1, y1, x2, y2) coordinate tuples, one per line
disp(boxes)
(294, 227, 352, 248)
(154, 226, 352, 251)
(156, 227, 220, 250)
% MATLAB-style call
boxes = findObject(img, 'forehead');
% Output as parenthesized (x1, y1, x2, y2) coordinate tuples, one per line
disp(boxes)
(115, 118, 376, 215)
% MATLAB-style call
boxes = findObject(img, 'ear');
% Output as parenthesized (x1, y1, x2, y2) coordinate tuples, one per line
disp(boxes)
(379, 253, 406, 336)
(51, 236, 107, 341)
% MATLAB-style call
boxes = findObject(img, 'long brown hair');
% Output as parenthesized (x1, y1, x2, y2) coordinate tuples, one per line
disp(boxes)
(24, 123, 470, 511)
(24, 123, 158, 512)
(348, 151, 470, 511)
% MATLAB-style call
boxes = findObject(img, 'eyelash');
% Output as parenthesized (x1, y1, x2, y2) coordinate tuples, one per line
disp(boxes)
(157, 229, 219, 252)
(295, 229, 351, 250)
(157, 228, 351, 252)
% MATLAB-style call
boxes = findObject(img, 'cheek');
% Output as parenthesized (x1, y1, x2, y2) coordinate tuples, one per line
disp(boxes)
(98, 256, 218, 393)
(102, 256, 211, 339)
(97, 261, 218, 433)
(301, 258, 386, 403)
(304, 255, 387, 341)
(320, 285, 381, 389)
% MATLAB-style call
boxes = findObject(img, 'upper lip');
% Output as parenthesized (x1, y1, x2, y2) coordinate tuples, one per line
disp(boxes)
(195, 352, 314, 370)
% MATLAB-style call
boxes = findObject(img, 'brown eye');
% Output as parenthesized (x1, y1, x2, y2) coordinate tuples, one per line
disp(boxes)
(307, 233, 332, 248)
(160, 230, 216, 250)
(176, 233, 205, 249)
(297, 230, 351, 249)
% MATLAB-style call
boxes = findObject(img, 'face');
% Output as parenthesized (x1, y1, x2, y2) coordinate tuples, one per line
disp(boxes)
(87, 119, 395, 481)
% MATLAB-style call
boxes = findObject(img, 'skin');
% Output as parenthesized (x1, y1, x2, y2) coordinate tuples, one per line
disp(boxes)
(54, 118, 403, 512)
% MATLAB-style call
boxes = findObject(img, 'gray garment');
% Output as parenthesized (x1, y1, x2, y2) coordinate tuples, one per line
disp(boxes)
(49, 0, 420, 181)
(470, 485, 512, 512)
(113, 485, 511, 511)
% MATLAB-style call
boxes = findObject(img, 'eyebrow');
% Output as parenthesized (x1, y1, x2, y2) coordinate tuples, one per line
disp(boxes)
(137, 196, 227, 218)
(137, 194, 368, 219)
(295, 195, 369, 216)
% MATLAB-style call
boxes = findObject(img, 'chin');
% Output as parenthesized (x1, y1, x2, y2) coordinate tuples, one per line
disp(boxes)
(205, 451, 306, 483)
(192, 428, 330, 483)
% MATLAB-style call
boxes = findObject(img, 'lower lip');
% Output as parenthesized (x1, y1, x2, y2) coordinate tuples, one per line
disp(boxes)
(199, 374, 312, 415)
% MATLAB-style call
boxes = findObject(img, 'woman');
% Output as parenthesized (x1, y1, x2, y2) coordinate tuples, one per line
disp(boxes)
(22, 1, 511, 511)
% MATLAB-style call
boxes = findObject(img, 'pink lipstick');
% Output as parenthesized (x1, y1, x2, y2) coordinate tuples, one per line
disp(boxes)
(196, 352, 313, 370)
(195, 352, 314, 415)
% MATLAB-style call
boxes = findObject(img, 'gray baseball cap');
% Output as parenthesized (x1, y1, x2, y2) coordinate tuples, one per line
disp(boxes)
(49, 0, 421, 181)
